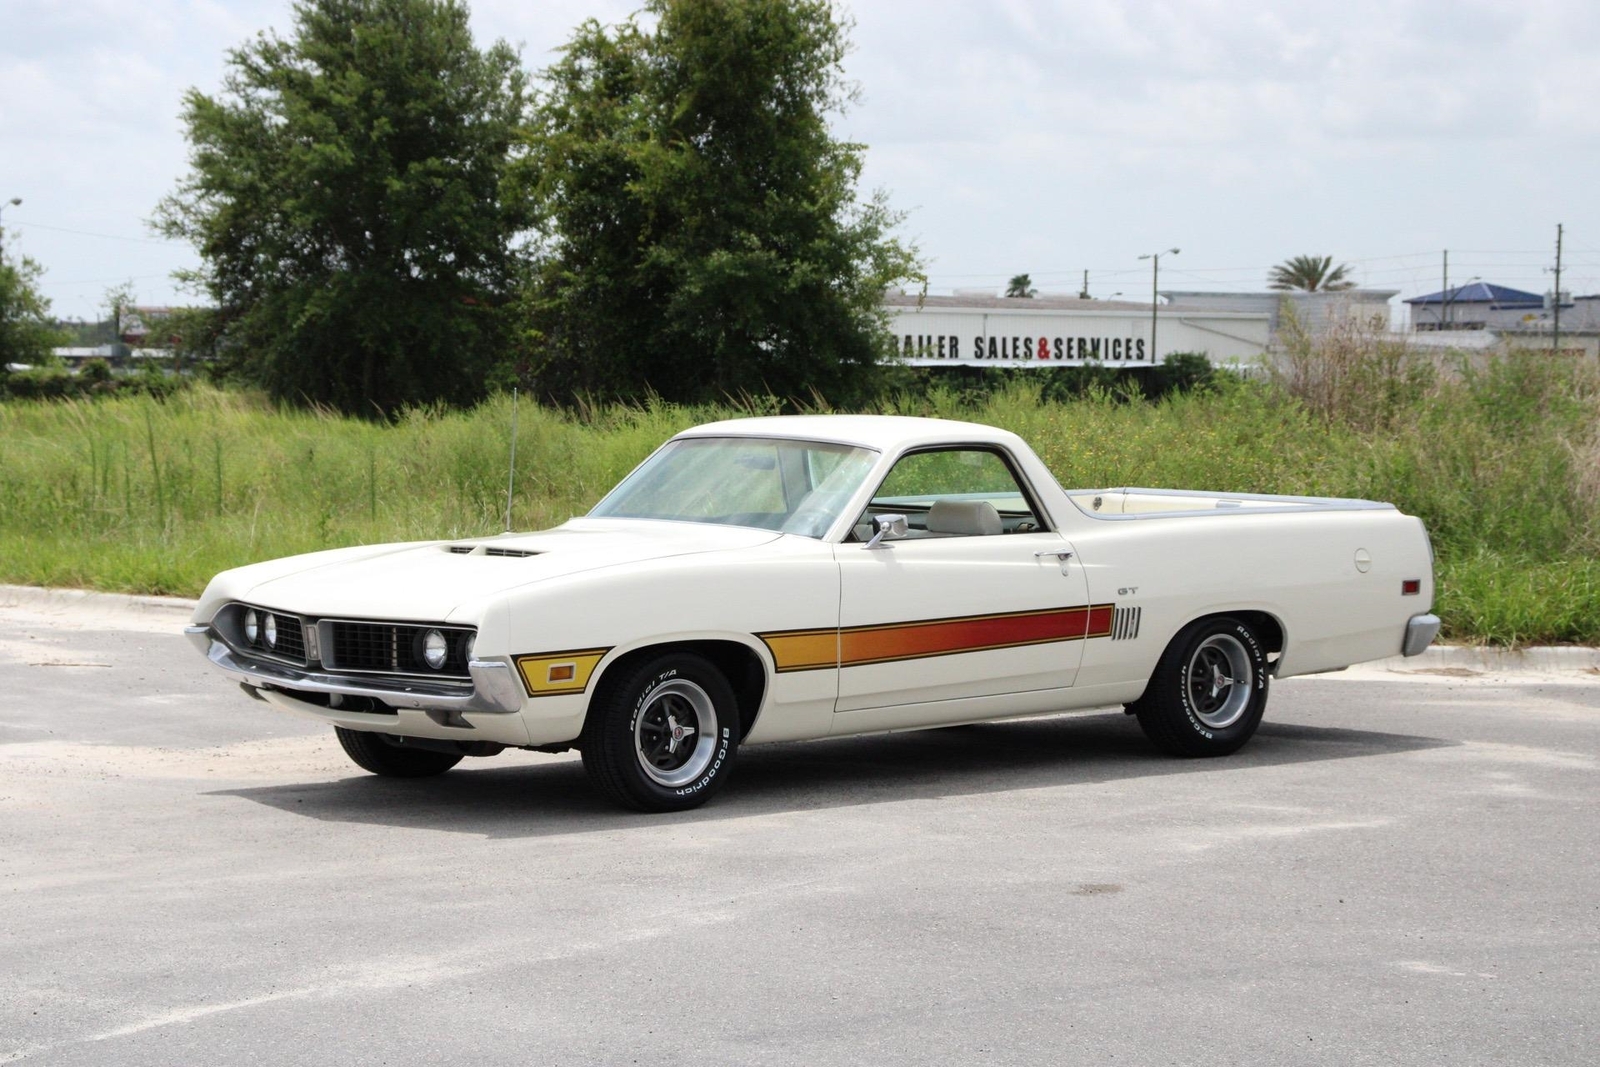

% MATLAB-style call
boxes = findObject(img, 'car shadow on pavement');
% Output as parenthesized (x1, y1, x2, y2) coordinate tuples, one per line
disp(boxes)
(208, 711, 1457, 839)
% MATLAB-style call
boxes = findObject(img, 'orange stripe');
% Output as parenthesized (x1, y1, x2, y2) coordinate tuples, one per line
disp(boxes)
(759, 629, 838, 672)
(760, 604, 1115, 672)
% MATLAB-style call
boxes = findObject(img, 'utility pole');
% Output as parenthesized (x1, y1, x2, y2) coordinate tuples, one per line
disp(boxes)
(1440, 250, 1449, 330)
(1138, 248, 1179, 365)
(1079, 269, 1090, 300)
(1552, 223, 1564, 354)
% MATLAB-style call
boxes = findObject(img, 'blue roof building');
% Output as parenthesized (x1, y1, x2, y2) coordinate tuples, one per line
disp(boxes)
(1406, 282, 1567, 330)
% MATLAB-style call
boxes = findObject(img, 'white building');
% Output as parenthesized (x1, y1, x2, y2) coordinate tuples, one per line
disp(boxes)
(1160, 289, 1399, 337)
(883, 292, 1270, 368)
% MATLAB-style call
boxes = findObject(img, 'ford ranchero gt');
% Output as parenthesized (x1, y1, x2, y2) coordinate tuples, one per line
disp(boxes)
(186, 415, 1439, 811)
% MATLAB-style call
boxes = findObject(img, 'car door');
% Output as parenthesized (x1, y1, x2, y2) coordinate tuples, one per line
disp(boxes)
(832, 446, 1100, 723)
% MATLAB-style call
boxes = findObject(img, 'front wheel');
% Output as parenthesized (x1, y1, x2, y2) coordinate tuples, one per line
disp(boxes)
(335, 727, 464, 777)
(1130, 616, 1269, 757)
(580, 653, 739, 812)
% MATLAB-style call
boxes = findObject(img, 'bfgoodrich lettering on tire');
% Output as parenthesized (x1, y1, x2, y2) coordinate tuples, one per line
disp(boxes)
(1130, 616, 1269, 757)
(580, 652, 739, 812)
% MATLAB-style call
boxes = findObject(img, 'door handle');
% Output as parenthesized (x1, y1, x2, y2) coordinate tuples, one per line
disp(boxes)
(1034, 549, 1073, 574)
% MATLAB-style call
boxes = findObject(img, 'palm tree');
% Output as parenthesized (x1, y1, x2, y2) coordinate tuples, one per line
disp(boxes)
(1005, 273, 1037, 298)
(1268, 255, 1355, 292)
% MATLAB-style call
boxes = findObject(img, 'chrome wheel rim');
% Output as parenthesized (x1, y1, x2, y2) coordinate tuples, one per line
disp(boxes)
(1185, 634, 1253, 729)
(634, 679, 719, 788)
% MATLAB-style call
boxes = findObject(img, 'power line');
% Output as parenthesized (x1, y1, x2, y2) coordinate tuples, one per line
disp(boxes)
(10, 219, 184, 246)
(45, 273, 176, 287)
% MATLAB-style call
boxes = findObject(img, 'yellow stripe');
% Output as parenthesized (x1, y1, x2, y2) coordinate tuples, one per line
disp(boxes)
(514, 648, 609, 697)
(759, 629, 838, 673)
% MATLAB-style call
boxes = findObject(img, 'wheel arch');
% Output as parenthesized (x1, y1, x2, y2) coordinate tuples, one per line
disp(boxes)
(1135, 608, 1287, 699)
(1128, 609, 1277, 757)
(587, 638, 769, 741)
(1226, 609, 1286, 668)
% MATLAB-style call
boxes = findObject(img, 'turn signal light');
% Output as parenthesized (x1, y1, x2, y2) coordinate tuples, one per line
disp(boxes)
(1402, 579, 1421, 595)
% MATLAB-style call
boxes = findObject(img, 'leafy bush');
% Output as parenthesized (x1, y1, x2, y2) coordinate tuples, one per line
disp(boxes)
(0, 366, 188, 401)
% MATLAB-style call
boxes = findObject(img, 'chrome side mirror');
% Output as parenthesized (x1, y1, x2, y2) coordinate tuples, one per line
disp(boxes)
(864, 513, 908, 550)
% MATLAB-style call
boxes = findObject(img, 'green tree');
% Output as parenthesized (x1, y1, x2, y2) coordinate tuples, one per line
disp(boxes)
(1268, 254, 1355, 292)
(156, 0, 533, 415)
(0, 237, 67, 370)
(1005, 273, 1036, 298)
(520, 0, 920, 406)
(103, 282, 136, 345)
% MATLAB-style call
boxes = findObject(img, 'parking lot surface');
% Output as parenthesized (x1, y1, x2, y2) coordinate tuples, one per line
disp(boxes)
(3, 591, 1597, 1065)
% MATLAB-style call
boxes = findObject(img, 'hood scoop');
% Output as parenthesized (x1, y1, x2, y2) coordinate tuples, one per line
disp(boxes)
(443, 544, 541, 558)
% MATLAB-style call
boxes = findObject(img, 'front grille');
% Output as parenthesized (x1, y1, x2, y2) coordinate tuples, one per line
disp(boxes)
(231, 605, 308, 665)
(270, 614, 307, 660)
(483, 547, 538, 558)
(324, 621, 473, 679)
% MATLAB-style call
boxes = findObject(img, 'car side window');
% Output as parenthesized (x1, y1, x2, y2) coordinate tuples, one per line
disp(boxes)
(861, 448, 1042, 537)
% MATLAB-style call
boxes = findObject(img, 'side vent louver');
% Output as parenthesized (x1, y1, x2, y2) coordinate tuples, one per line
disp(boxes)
(1112, 606, 1142, 641)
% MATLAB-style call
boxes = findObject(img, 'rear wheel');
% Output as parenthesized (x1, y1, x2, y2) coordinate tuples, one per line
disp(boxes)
(581, 652, 739, 812)
(335, 727, 464, 777)
(1131, 616, 1269, 757)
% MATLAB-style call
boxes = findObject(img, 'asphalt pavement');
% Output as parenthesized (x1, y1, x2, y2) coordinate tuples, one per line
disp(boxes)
(2, 589, 1597, 1065)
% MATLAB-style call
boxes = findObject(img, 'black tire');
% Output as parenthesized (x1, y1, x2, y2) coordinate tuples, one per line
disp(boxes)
(335, 727, 464, 777)
(1130, 616, 1270, 757)
(580, 652, 740, 813)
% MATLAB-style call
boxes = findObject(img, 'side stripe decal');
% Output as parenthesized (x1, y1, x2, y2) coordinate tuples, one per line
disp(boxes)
(513, 648, 611, 697)
(759, 604, 1115, 674)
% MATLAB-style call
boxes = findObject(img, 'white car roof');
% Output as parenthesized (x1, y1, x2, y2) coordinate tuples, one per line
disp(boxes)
(673, 414, 1023, 453)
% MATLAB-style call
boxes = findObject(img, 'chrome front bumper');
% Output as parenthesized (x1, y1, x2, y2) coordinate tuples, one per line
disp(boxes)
(1403, 613, 1442, 657)
(184, 624, 524, 714)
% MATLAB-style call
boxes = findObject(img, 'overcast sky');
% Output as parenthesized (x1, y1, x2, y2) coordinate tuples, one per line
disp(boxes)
(3, 0, 1596, 320)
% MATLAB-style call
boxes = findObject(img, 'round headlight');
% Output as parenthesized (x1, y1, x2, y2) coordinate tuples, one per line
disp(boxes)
(263, 614, 278, 648)
(243, 609, 259, 644)
(421, 629, 449, 670)
(462, 633, 476, 664)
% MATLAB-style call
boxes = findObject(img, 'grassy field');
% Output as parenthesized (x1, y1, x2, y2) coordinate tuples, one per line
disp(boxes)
(2, 348, 1597, 645)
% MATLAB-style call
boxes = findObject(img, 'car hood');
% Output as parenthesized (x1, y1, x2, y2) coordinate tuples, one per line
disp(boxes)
(236, 518, 783, 621)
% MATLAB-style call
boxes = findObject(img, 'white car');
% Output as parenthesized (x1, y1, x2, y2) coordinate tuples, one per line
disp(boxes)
(187, 415, 1439, 811)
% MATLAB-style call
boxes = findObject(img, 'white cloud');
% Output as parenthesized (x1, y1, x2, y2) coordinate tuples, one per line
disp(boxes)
(2, 0, 1596, 317)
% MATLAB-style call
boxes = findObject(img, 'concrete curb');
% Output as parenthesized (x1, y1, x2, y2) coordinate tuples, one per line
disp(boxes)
(1368, 644, 1600, 675)
(3, 583, 1596, 675)
(1, 583, 198, 616)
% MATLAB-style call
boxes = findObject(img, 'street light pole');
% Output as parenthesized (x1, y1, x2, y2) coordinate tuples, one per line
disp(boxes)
(1138, 247, 1179, 365)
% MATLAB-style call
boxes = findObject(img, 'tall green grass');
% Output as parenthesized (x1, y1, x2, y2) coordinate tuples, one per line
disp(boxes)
(2, 347, 1596, 645)
(0, 388, 700, 593)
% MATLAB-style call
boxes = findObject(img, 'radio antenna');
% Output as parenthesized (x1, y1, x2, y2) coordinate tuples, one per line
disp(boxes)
(504, 387, 518, 533)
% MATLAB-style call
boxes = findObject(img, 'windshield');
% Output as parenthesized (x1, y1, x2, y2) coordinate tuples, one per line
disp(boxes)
(589, 436, 879, 538)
